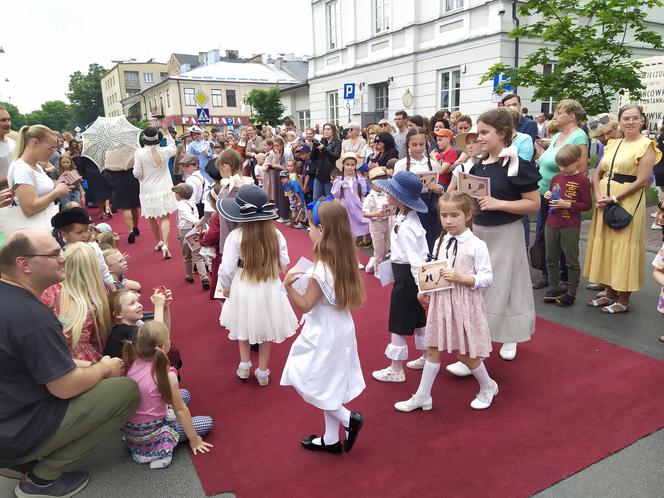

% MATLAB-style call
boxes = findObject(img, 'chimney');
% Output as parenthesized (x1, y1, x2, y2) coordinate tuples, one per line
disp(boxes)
(198, 52, 206, 65)
(207, 49, 220, 64)
(274, 57, 283, 70)
(225, 50, 239, 59)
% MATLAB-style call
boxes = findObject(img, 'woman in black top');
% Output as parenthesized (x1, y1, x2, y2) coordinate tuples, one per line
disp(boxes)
(368, 132, 399, 168)
(449, 108, 540, 370)
(311, 123, 341, 200)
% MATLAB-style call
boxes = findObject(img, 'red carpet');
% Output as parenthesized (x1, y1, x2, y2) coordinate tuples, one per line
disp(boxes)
(106, 211, 664, 498)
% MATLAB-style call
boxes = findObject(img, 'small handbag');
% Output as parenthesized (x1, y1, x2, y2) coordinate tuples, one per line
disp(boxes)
(603, 140, 643, 230)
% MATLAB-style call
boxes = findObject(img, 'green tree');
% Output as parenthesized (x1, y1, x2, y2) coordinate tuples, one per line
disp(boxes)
(243, 87, 285, 126)
(481, 0, 664, 116)
(67, 63, 106, 127)
(24, 101, 72, 132)
(0, 100, 25, 129)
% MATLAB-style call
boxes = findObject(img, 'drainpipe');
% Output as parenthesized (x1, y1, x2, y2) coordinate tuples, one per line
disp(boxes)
(512, 0, 519, 92)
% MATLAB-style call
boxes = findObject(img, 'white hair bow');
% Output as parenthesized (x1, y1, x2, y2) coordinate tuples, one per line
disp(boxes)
(498, 146, 520, 177)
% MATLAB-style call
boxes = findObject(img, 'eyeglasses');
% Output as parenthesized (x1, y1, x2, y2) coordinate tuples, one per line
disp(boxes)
(379, 123, 390, 126)
(40, 141, 58, 152)
(23, 249, 64, 259)
(588, 115, 611, 130)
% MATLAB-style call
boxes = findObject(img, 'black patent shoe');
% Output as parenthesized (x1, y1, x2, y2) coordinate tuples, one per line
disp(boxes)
(301, 435, 342, 454)
(343, 412, 364, 453)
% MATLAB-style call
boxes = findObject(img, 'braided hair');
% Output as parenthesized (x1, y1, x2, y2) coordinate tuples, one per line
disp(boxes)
(405, 126, 433, 172)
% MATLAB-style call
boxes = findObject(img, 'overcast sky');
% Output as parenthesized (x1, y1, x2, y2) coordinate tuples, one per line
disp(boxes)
(0, 0, 313, 112)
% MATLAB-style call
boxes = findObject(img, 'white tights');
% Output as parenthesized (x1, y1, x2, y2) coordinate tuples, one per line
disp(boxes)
(312, 406, 351, 445)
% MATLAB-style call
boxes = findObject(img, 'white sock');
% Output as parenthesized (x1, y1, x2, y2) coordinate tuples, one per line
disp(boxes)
(238, 361, 251, 369)
(149, 456, 172, 469)
(471, 362, 493, 391)
(390, 360, 403, 372)
(313, 411, 339, 445)
(255, 368, 270, 378)
(414, 327, 426, 351)
(415, 360, 440, 399)
(328, 406, 351, 438)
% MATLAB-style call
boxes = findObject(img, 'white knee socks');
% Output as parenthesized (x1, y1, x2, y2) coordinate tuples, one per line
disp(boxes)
(322, 411, 341, 444)
(471, 362, 493, 391)
(415, 360, 440, 399)
(386, 333, 408, 371)
(328, 406, 351, 434)
(413, 327, 426, 351)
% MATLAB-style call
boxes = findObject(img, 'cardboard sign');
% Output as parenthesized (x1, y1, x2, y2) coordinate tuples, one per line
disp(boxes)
(416, 172, 438, 193)
(290, 257, 314, 296)
(417, 260, 454, 293)
(381, 205, 397, 217)
(57, 170, 82, 186)
(458, 172, 491, 198)
(184, 227, 201, 251)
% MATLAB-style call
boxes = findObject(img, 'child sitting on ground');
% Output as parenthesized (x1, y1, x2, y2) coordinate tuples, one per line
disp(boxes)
(172, 183, 209, 290)
(103, 248, 141, 292)
(123, 320, 212, 469)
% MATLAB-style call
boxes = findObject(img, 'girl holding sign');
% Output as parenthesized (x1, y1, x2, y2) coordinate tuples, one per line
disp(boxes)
(394, 191, 497, 411)
(370, 171, 430, 383)
(394, 126, 445, 254)
(448, 108, 541, 367)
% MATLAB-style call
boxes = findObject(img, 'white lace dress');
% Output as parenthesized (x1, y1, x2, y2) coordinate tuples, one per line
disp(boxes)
(133, 138, 177, 218)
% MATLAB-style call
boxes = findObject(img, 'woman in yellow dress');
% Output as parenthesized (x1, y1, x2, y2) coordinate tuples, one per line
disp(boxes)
(584, 104, 662, 313)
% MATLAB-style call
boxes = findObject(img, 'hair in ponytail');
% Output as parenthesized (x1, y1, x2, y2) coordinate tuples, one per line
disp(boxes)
(15, 124, 56, 158)
(123, 321, 173, 405)
(405, 126, 432, 171)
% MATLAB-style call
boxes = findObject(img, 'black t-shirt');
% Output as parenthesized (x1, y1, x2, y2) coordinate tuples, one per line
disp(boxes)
(0, 281, 75, 465)
(469, 158, 541, 226)
(104, 323, 136, 359)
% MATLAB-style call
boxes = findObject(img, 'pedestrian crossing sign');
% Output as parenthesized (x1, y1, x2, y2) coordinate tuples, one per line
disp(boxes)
(196, 108, 210, 123)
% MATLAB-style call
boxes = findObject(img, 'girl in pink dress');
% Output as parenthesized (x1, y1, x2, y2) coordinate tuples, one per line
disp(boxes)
(394, 191, 499, 412)
(332, 152, 370, 239)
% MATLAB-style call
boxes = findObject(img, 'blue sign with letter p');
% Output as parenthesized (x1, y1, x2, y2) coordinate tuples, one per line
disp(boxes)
(343, 83, 355, 100)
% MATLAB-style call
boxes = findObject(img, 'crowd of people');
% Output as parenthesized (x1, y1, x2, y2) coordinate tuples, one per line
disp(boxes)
(0, 97, 664, 497)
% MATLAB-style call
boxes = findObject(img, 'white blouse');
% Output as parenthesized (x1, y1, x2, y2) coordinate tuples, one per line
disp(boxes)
(431, 228, 493, 290)
(9, 159, 55, 203)
(389, 210, 429, 282)
(394, 155, 435, 174)
(218, 227, 290, 291)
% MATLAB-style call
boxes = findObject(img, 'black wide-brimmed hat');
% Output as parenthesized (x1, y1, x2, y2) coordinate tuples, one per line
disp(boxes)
(142, 126, 163, 146)
(218, 184, 279, 223)
(51, 207, 92, 229)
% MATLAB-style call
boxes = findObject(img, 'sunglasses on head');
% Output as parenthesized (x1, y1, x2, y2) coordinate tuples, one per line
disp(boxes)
(588, 114, 611, 130)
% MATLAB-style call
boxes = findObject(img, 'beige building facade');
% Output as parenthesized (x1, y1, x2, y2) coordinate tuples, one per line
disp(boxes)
(101, 61, 168, 117)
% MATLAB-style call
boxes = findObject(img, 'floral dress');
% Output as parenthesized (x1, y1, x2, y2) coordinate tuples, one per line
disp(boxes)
(41, 283, 104, 362)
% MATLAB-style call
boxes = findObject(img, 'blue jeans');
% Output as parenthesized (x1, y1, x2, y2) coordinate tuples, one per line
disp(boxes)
(313, 179, 332, 201)
(535, 195, 568, 280)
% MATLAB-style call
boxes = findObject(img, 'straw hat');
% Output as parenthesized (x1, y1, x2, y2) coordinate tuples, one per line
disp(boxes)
(335, 151, 363, 171)
(454, 126, 479, 154)
(368, 166, 388, 181)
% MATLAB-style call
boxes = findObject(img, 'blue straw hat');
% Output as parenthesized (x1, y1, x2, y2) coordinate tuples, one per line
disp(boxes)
(373, 171, 428, 213)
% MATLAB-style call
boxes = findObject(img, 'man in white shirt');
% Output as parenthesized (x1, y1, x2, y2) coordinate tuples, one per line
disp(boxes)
(0, 107, 16, 178)
(178, 154, 209, 218)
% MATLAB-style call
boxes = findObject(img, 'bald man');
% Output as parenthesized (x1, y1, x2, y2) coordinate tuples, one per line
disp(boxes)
(0, 229, 140, 498)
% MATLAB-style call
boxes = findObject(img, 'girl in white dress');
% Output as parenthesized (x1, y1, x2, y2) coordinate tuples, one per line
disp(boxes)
(218, 184, 298, 386)
(281, 200, 366, 454)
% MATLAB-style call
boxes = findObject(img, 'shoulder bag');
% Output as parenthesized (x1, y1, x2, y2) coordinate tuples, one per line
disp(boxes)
(603, 140, 643, 230)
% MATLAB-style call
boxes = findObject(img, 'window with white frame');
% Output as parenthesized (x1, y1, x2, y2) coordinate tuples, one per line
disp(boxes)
(374, 83, 389, 111)
(211, 89, 223, 107)
(298, 110, 311, 131)
(540, 62, 557, 115)
(375, 0, 390, 34)
(327, 91, 339, 124)
(442, 0, 464, 13)
(326, 1, 340, 50)
(184, 88, 195, 106)
(124, 71, 139, 84)
(439, 68, 461, 112)
(143, 73, 154, 83)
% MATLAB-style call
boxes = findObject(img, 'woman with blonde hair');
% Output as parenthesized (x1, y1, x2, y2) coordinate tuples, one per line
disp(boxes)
(218, 184, 298, 386)
(41, 242, 112, 361)
(0, 125, 73, 239)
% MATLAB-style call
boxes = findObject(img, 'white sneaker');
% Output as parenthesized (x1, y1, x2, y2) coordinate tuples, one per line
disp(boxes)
(394, 394, 432, 412)
(406, 356, 426, 370)
(365, 257, 375, 274)
(446, 361, 472, 377)
(470, 380, 499, 410)
(155, 240, 164, 251)
(371, 367, 406, 383)
(236, 366, 251, 380)
(499, 343, 517, 361)
(255, 369, 270, 387)
(276, 218, 289, 224)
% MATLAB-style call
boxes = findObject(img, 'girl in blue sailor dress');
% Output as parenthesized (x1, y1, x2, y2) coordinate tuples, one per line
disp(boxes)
(281, 200, 366, 454)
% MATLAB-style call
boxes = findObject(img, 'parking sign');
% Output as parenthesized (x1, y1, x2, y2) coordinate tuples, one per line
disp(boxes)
(343, 83, 355, 100)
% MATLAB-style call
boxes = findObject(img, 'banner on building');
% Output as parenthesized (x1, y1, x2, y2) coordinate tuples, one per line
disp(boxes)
(621, 56, 664, 136)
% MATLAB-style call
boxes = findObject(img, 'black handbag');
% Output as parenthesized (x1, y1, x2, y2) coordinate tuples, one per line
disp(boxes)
(529, 230, 545, 270)
(603, 140, 643, 230)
